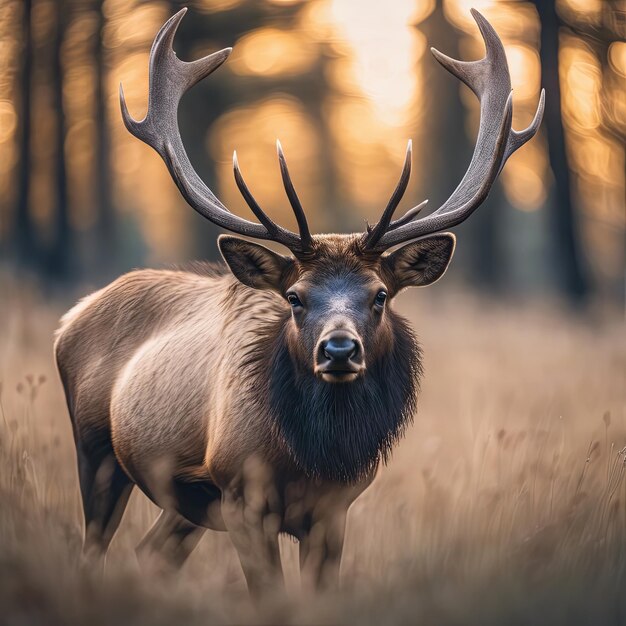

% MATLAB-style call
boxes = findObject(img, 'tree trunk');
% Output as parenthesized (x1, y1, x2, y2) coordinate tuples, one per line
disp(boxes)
(535, 1, 587, 301)
(15, 0, 36, 267)
(48, 0, 72, 277)
(94, 0, 116, 274)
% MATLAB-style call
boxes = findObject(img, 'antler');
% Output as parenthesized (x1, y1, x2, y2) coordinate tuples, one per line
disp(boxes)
(119, 9, 312, 255)
(363, 9, 545, 251)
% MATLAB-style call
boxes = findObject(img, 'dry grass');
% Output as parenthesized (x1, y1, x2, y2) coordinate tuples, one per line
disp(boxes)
(0, 277, 624, 625)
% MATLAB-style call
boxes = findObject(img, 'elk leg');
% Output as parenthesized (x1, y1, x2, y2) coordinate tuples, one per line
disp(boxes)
(299, 512, 347, 592)
(221, 488, 284, 597)
(136, 509, 205, 573)
(76, 443, 133, 572)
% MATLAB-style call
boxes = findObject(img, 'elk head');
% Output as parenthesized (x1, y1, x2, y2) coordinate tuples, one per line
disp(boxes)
(120, 8, 544, 386)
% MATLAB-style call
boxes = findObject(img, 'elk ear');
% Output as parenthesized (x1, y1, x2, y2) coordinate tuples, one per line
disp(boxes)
(218, 235, 292, 292)
(383, 233, 456, 291)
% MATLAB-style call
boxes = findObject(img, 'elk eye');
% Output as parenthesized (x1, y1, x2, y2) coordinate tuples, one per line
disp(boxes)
(287, 293, 303, 308)
(375, 290, 388, 307)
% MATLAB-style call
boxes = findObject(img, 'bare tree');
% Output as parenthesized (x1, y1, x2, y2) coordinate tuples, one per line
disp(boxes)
(15, 0, 36, 266)
(48, 0, 72, 277)
(535, 1, 587, 301)
(93, 0, 116, 274)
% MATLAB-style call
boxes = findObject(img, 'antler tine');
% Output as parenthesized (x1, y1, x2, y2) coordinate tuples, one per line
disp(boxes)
(120, 9, 306, 253)
(388, 200, 429, 230)
(436, 91, 513, 221)
(379, 91, 514, 248)
(364, 9, 544, 251)
(364, 139, 413, 247)
(429, 9, 501, 99)
(232, 151, 283, 236)
(276, 140, 313, 249)
(500, 88, 545, 173)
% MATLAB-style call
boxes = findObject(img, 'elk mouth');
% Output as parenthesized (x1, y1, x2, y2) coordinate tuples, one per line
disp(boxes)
(315, 364, 364, 384)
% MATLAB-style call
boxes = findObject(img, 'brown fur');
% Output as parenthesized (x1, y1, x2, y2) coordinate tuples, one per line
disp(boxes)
(55, 233, 454, 594)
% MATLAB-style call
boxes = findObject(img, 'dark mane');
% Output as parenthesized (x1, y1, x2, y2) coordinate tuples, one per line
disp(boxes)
(258, 311, 421, 483)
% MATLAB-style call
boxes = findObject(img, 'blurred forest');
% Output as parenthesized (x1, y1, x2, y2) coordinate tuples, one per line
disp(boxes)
(0, 0, 624, 306)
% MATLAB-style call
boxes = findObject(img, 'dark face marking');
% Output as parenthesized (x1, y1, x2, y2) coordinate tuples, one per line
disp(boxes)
(285, 269, 392, 384)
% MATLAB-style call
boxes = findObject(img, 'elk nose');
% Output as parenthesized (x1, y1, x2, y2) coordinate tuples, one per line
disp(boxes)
(322, 334, 359, 363)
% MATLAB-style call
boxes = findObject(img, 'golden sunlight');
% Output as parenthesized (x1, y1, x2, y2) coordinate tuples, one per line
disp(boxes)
(196, 0, 244, 12)
(210, 97, 321, 231)
(324, 0, 420, 125)
(233, 28, 316, 77)
(0, 101, 17, 146)
(608, 41, 626, 78)
(502, 140, 548, 211)
(266, 0, 303, 5)
(556, 0, 603, 25)
(0, 1, 21, 224)
(506, 44, 540, 102)
(298, 0, 425, 219)
(560, 38, 602, 133)
(445, 0, 496, 30)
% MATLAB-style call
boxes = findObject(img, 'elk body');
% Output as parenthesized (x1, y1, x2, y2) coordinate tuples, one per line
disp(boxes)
(55, 9, 543, 595)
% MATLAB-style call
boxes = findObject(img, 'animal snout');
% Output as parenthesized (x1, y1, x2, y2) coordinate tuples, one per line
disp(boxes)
(315, 331, 364, 382)
(322, 335, 359, 363)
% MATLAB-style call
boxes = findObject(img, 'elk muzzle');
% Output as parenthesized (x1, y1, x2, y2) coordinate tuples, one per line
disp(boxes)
(315, 330, 365, 383)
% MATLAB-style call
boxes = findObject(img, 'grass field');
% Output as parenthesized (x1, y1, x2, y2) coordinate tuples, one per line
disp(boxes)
(0, 277, 624, 625)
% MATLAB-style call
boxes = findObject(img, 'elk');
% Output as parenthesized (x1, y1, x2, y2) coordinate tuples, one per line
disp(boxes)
(54, 9, 543, 595)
